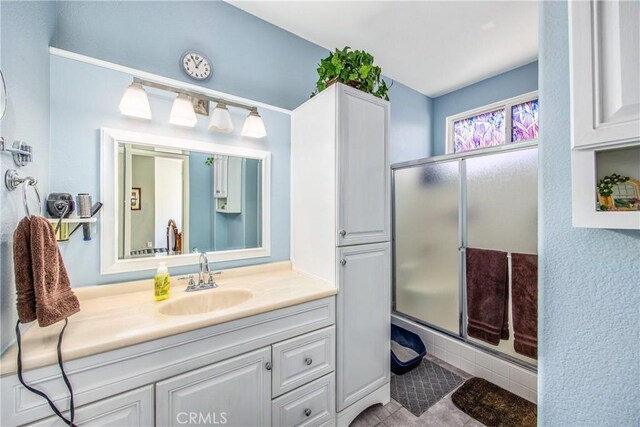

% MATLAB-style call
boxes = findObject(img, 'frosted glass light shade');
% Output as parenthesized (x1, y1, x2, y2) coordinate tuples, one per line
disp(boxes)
(119, 82, 152, 119)
(241, 110, 267, 138)
(209, 102, 234, 133)
(169, 94, 197, 127)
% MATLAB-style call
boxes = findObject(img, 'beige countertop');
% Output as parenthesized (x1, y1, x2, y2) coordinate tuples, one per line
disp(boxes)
(0, 261, 336, 376)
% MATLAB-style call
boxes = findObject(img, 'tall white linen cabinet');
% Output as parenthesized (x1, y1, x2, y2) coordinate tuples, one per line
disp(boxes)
(291, 83, 391, 426)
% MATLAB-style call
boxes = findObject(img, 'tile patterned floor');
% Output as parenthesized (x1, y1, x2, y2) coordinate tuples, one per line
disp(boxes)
(350, 356, 486, 427)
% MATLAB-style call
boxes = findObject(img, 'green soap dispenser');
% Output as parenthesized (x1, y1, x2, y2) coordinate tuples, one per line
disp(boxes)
(154, 262, 170, 301)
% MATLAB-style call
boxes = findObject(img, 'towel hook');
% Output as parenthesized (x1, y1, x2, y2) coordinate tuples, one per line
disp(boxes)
(5, 169, 41, 219)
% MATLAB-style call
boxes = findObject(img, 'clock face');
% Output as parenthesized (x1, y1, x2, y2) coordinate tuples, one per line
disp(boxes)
(181, 51, 212, 81)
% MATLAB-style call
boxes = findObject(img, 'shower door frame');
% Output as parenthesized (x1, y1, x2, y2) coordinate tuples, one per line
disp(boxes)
(391, 140, 538, 372)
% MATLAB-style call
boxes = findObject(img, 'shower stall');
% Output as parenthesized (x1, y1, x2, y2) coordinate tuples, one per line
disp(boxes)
(392, 142, 538, 368)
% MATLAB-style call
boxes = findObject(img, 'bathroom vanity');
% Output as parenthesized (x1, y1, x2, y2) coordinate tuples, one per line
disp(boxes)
(1, 54, 391, 427)
(0, 263, 337, 426)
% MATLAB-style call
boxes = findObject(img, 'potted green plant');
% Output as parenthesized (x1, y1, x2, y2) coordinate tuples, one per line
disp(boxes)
(311, 47, 391, 101)
(597, 173, 629, 211)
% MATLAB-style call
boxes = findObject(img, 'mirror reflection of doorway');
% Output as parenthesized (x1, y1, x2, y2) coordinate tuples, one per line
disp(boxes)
(118, 144, 190, 259)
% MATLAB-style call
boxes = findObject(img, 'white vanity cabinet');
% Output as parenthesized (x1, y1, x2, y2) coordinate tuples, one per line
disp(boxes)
(2, 297, 336, 427)
(292, 83, 391, 426)
(156, 348, 271, 427)
(569, 0, 640, 229)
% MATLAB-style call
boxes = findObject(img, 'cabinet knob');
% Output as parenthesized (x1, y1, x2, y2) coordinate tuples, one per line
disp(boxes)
(265, 362, 272, 371)
(304, 408, 312, 417)
(339, 230, 346, 237)
(304, 357, 313, 366)
(340, 259, 347, 266)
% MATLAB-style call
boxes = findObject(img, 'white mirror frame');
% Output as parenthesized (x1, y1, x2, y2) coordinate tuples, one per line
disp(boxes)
(100, 127, 271, 275)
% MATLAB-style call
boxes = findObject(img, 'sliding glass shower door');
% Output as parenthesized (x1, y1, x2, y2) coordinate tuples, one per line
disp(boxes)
(393, 160, 460, 334)
(393, 145, 538, 365)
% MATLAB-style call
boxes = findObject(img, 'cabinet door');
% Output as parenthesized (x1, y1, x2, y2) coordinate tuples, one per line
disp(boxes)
(569, 0, 640, 148)
(156, 348, 271, 427)
(336, 243, 390, 411)
(337, 86, 390, 246)
(29, 386, 153, 427)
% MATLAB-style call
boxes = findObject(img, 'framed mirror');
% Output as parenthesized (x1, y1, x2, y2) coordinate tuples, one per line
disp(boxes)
(101, 128, 271, 274)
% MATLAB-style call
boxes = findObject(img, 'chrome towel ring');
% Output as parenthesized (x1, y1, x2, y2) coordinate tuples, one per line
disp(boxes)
(5, 169, 41, 219)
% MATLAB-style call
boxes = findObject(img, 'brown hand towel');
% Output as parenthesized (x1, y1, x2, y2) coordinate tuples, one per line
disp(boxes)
(511, 253, 538, 359)
(14, 216, 80, 327)
(465, 248, 509, 345)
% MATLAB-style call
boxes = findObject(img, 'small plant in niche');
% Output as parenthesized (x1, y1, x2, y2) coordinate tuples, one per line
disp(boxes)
(311, 47, 391, 101)
(597, 173, 629, 211)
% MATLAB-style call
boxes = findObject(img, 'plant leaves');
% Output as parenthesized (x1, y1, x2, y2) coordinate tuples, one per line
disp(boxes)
(311, 46, 390, 100)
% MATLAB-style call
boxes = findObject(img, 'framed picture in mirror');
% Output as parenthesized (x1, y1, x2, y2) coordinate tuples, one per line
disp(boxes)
(131, 187, 141, 210)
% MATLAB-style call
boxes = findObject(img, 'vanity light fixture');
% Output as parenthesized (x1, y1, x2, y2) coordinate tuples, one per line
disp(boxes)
(119, 82, 152, 120)
(209, 101, 234, 133)
(118, 78, 267, 137)
(169, 93, 198, 127)
(241, 108, 267, 139)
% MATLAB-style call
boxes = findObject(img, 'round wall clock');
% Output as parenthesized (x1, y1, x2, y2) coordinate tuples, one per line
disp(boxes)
(180, 51, 213, 82)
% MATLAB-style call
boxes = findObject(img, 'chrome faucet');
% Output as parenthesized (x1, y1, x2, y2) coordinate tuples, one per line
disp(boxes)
(185, 249, 219, 292)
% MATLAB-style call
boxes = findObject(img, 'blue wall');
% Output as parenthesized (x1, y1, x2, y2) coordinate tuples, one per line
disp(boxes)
(431, 61, 538, 156)
(538, 2, 640, 425)
(388, 81, 433, 163)
(0, 1, 56, 352)
(189, 152, 213, 253)
(55, 1, 326, 111)
(50, 56, 292, 286)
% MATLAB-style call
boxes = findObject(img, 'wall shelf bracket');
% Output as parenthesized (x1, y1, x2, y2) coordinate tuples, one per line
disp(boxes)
(0, 137, 33, 166)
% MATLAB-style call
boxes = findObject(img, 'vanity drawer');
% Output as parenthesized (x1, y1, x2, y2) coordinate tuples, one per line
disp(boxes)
(272, 373, 335, 427)
(28, 385, 154, 426)
(272, 326, 335, 397)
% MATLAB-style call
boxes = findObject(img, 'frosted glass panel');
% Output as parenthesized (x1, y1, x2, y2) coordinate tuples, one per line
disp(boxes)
(394, 161, 460, 334)
(466, 148, 538, 254)
(465, 148, 538, 364)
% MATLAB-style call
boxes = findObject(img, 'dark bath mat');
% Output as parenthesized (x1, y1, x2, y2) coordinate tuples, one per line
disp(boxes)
(452, 377, 537, 427)
(390, 358, 464, 416)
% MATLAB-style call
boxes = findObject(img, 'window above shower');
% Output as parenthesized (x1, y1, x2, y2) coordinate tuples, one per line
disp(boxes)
(446, 92, 539, 154)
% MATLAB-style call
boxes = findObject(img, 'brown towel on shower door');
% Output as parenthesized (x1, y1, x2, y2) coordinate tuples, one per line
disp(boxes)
(14, 216, 80, 327)
(465, 248, 509, 345)
(511, 253, 538, 359)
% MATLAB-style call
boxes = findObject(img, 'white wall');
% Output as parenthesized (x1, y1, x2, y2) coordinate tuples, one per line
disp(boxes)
(154, 157, 183, 248)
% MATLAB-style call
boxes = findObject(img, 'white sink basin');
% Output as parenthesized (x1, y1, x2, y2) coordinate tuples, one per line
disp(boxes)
(158, 288, 253, 316)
